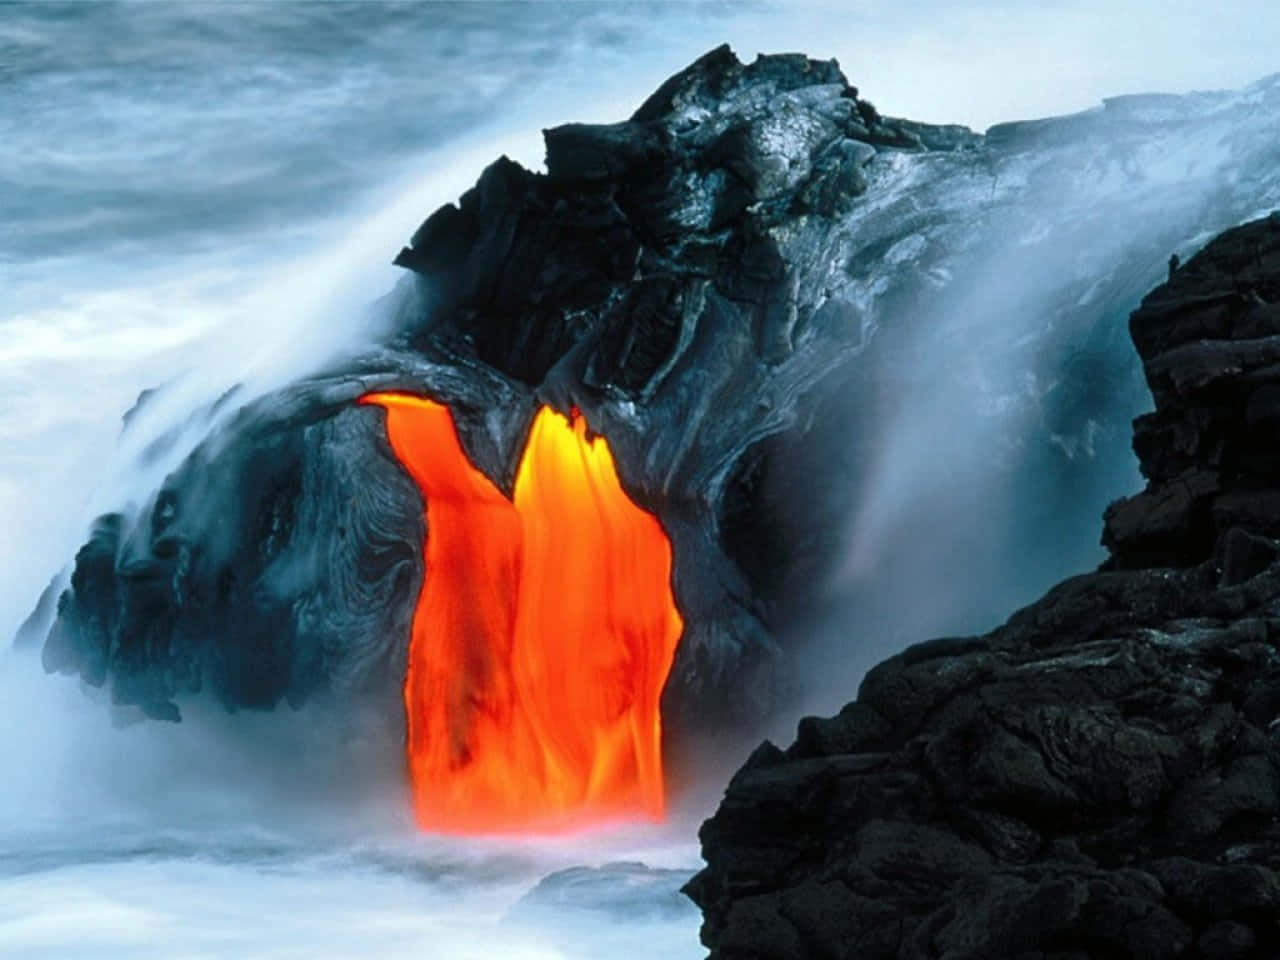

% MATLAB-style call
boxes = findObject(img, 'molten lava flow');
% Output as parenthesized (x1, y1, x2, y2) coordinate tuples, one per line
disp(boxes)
(359, 394, 683, 833)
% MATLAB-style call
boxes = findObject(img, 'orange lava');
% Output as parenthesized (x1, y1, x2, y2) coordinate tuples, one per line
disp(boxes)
(359, 393, 683, 833)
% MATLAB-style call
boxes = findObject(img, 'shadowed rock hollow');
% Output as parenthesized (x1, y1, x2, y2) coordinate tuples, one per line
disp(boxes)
(687, 213, 1280, 960)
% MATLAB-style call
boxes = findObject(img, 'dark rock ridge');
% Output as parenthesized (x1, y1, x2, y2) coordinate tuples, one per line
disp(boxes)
(19, 48, 1280, 740)
(687, 215, 1280, 958)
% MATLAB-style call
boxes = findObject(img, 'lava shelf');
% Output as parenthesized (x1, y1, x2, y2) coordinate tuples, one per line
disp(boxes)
(360, 394, 683, 833)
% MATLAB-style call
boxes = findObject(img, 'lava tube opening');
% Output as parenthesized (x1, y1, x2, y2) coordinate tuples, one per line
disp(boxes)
(359, 394, 683, 833)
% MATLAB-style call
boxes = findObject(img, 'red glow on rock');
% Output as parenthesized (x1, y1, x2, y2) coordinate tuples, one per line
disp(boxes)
(359, 393, 682, 833)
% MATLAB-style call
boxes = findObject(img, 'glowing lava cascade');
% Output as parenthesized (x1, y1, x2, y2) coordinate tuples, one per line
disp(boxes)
(359, 394, 683, 833)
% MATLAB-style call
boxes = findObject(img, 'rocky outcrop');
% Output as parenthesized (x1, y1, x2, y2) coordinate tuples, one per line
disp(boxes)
(687, 214, 1280, 958)
(1106, 212, 1280, 571)
(21, 48, 1280, 746)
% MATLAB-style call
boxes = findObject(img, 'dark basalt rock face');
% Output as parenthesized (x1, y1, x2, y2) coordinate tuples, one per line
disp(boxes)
(28, 46, 932, 728)
(1105, 213, 1280, 571)
(687, 214, 1280, 959)
(19, 47, 1280, 748)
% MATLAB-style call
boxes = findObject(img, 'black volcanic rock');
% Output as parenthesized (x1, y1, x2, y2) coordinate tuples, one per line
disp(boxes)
(19, 47, 1280, 755)
(1106, 212, 1280, 570)
(29, 46, 929, 727)
(688, 215, 1280, 959)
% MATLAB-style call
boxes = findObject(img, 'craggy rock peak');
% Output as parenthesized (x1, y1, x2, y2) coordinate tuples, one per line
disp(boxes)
(28, 47, 964, 728)
(688, 214, 1280, 959)
(390, 43, 968, 383)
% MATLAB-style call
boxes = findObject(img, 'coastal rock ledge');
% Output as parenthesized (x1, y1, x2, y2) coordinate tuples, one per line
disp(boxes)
(687, 213, 1280, 959)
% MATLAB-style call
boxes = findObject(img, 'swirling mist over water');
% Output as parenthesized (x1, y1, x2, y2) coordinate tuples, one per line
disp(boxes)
(4, 1, 1280, 956)
(0, 633, 712, 958)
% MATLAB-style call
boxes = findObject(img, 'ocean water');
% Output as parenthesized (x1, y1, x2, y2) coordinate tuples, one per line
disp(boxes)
(4, 2, 1280, 957)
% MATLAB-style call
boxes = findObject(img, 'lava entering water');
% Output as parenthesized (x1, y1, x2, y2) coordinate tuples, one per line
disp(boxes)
(359, 394, 683, 833)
